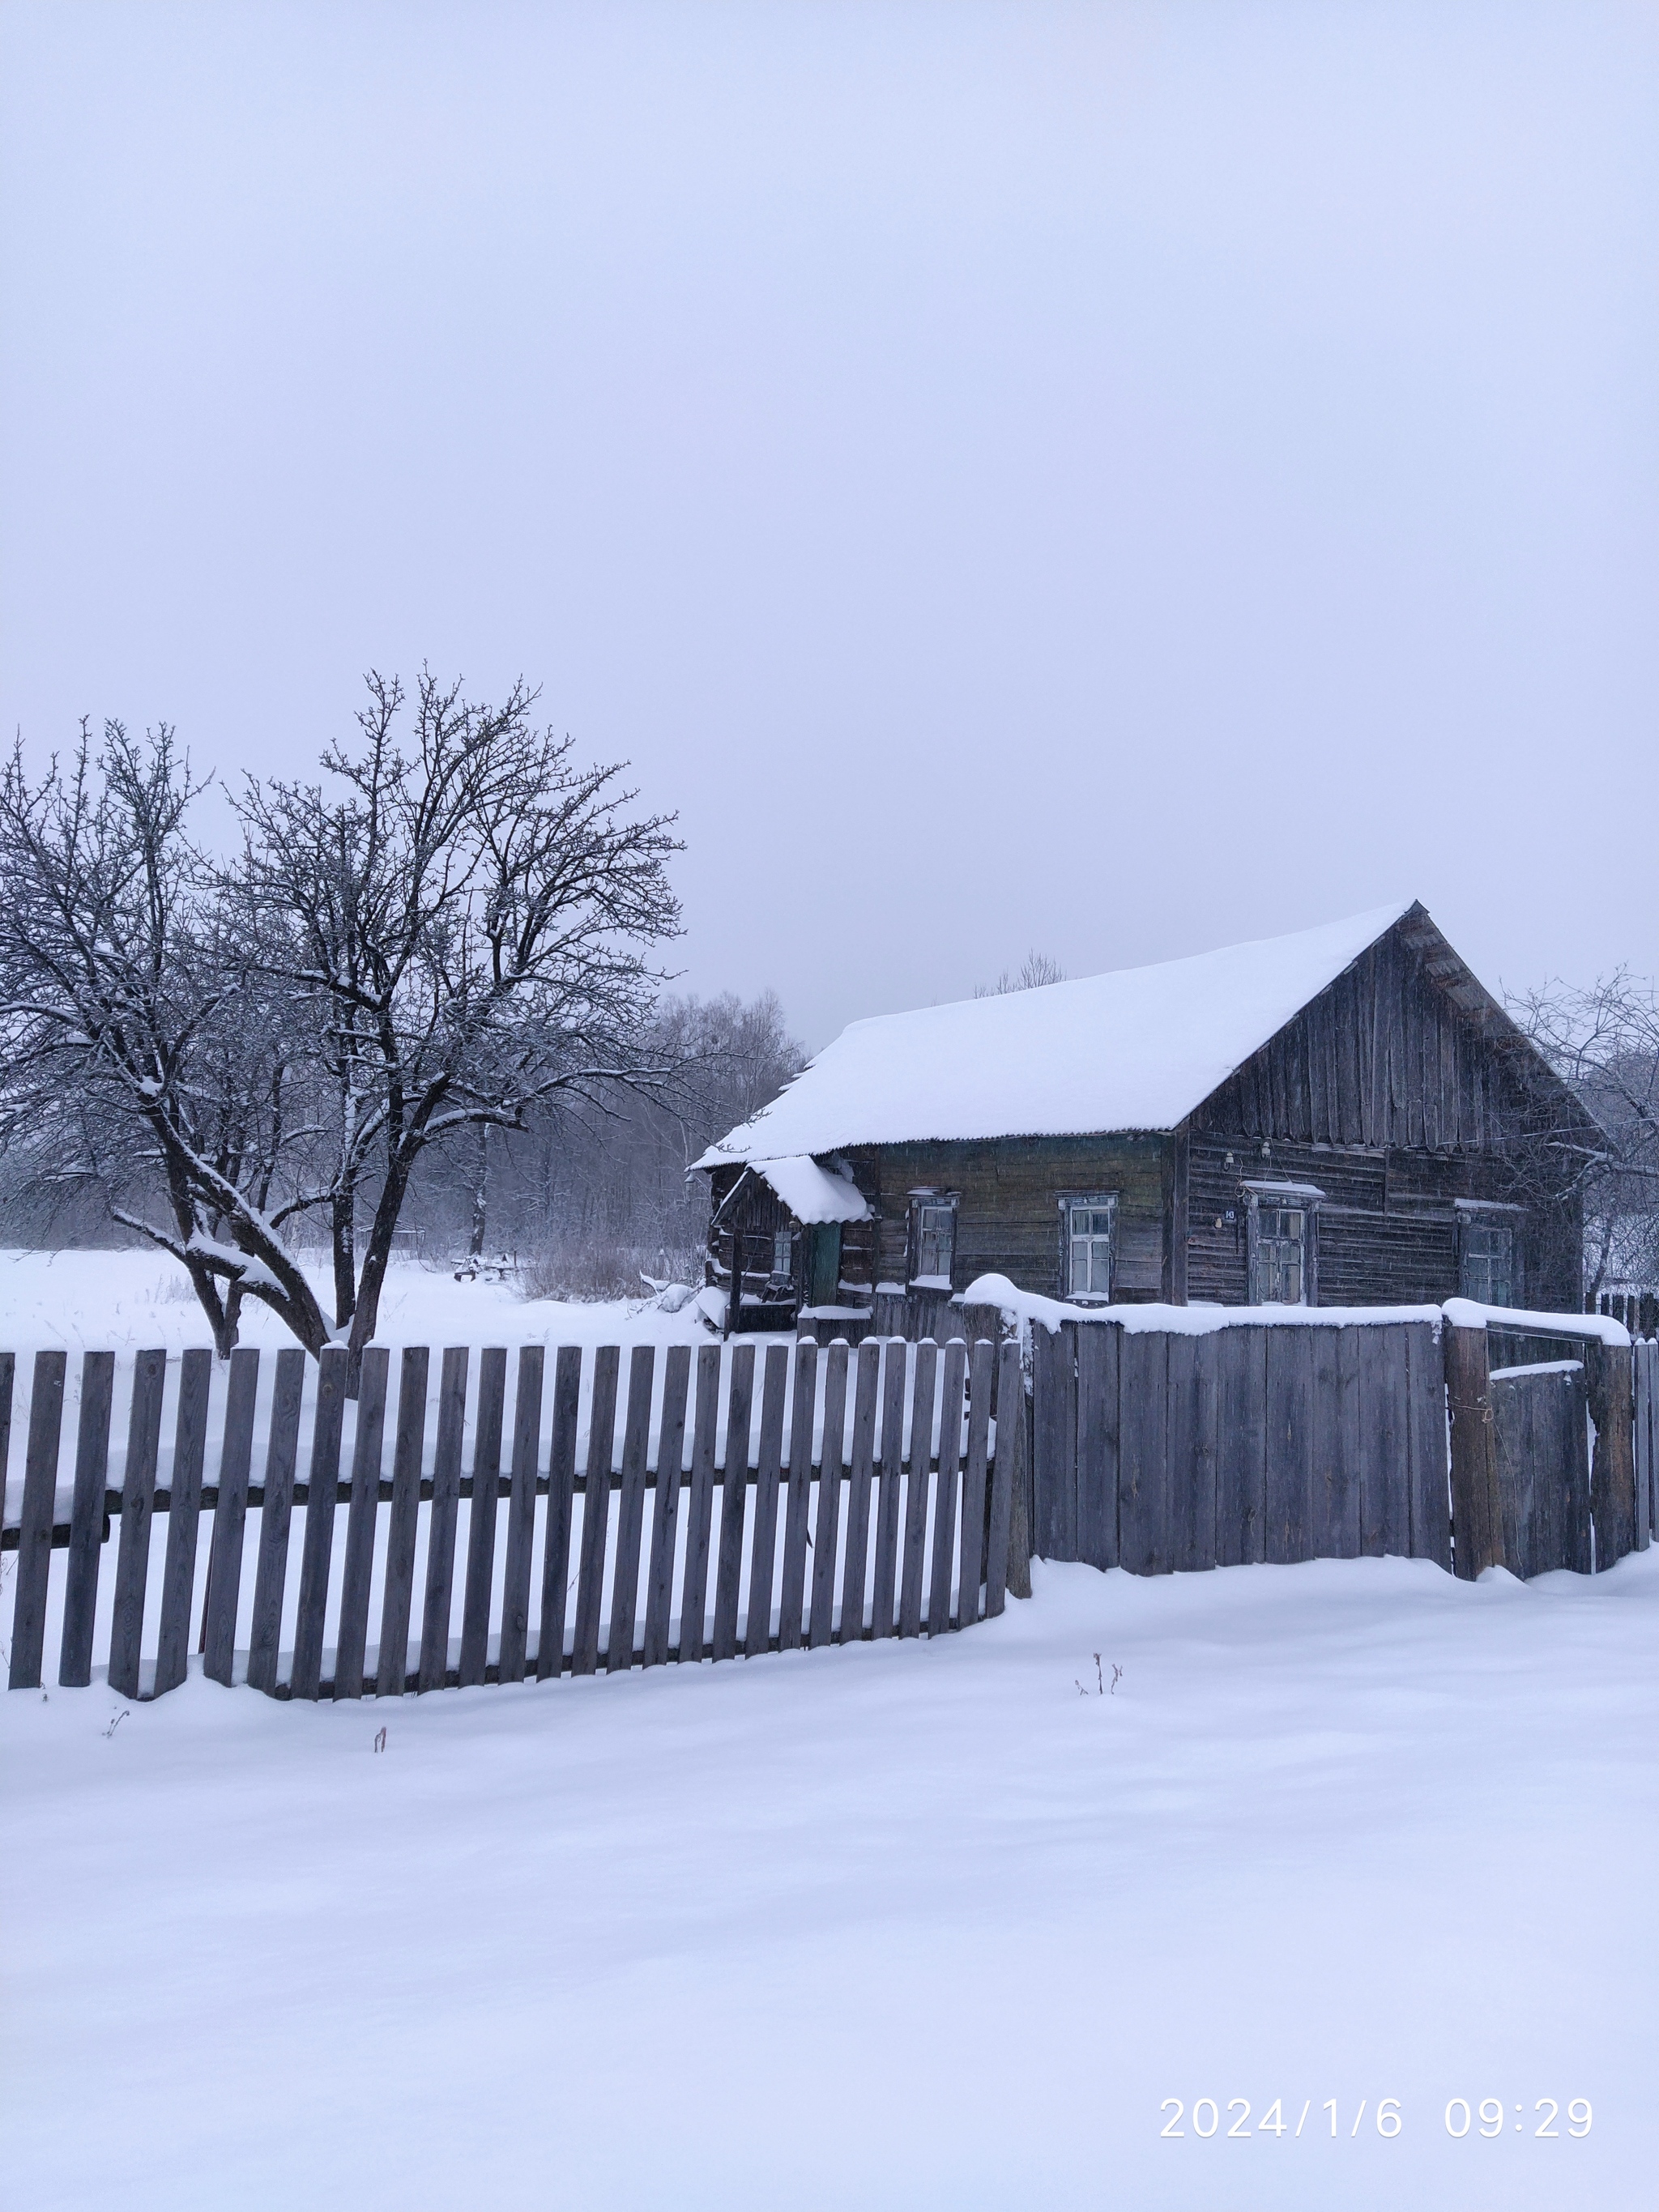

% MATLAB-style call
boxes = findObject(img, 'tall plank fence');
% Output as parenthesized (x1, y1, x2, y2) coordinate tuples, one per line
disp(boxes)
(1, 1336, 1019, 1701)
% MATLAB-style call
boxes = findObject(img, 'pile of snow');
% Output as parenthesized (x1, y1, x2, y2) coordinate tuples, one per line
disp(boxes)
(2, 1549, 1653, 2209)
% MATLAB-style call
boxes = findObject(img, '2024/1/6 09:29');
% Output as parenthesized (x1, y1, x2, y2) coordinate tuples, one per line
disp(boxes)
(1445, 2100, 1592, 2137)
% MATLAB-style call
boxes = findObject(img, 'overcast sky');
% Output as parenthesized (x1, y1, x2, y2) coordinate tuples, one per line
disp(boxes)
(2, 2, 1655, 1049)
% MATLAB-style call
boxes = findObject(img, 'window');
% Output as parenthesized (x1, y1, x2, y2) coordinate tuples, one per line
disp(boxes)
(909, 1194, 957, 1287)
(1243, 1182, 1320, 1305)
(1064, 1197, 1116, 1300)
(1460, 1220, 1516, 1306)
(771, 1229, 795, 1281)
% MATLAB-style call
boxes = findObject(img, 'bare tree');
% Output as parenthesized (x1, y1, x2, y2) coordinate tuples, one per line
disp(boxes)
(0, 724, 324, 1354)
(974, 950, 1068, 998)
(234, 669, 682, 1353)
(1510, 970, 1659, 1296)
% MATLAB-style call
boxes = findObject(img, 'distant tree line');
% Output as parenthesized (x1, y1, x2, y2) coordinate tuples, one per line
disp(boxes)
(0, 672, 801, 1359)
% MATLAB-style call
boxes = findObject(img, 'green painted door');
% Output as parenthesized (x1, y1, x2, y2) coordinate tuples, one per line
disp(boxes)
(809, 1224, 842, 1306)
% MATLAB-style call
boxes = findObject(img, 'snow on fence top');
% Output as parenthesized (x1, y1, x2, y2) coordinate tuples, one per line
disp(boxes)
(1439, 1297, 1630, 1347)
(960, 1274, 1447, 1336)
(696, 898, 1416, 1162)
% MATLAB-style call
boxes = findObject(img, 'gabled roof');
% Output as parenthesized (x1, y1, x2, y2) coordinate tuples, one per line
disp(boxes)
(697, 900, 1428, 1166)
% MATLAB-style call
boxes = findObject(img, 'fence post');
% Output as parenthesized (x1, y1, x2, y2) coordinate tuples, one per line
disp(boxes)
(1444, 1321, 1504, 1579)
(1584, 1337, 1636, 1572)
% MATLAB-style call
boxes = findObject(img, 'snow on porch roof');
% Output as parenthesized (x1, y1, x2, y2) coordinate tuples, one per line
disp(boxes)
(749, 1156, 872, 1225)
(696, 900, 1421, 1166)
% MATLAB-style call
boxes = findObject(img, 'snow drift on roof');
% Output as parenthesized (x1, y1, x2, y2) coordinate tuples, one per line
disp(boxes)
(696, 900, 1417, 1165)
(750, 1156, 871, 1225)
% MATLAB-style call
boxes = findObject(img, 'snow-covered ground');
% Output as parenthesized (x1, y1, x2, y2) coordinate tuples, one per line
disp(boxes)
(0, 1245, 707, 1358)
(3, 1545, 1654, 2211)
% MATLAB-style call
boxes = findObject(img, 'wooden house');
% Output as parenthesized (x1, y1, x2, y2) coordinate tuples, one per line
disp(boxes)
(695, 901, 1597, 1340)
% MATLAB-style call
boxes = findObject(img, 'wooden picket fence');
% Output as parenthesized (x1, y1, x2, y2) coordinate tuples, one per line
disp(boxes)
(1, 1336, 1021, 1700)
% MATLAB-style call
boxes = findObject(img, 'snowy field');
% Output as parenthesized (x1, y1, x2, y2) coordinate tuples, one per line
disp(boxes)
(2, 1249, 1656, 2210)
(4, 1549, 1656, 2210)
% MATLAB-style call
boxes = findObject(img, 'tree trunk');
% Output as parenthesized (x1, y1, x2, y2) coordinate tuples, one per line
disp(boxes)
(331, 1190, 356, 1328)
(468, 1123, 488, 1258)
(348, 1159, 413, 1356)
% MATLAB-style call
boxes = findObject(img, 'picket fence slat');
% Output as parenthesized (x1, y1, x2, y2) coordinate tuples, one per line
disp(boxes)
(809, 1343, 849, 1648)
(249, 1349, 307, 1696)
(203, 1349, 262, 1689)
(775, 1339, 816, 1652)
(377, 1349, 431, 1698)
(109, 1349, 167, 1701)
(497, 1347, 544, 1685)
(898, 1340, 936, 1639)
(712, 1345, 753, 1663)
(155, 1349, 214, 1697)
(744, 1344, 789, 1659)
(985, 1341, 1021, 1617)
(572, 1345, 618, 1677)
(928, 1340, 966, 1632)
(870, 1337, 907, 1639)
(957, 1339, 994, 1622)
(678, 1344, 721, 1663)
(458, 1347, 508, 1689)
(643, 1345, 690, 1668)
(536, 1345, 582, 1681)
(9, 1351, 66, 1690)
(608, 1346, 655, 1673)
(290, 1346, 348, 1701)
(334, 1347, 389, 1700)
(841, 1340, 881, 1640)
(61, 1351, 116, 1689)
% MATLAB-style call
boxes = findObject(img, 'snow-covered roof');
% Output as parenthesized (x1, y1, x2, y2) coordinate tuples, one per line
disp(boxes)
(697, 901, 1420, 1166)
(748, 1156, 871, 1225)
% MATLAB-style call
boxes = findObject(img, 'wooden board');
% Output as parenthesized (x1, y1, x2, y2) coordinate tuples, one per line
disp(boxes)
(288, 1345, 348, 1701)
(59, 1350, 116, 1689)
(839, 1341, 882, 1640)
(571, 1344, 619, 1677)
(984, 1341, 1021, 1617)
(1215, 1326, 1266, 1567)
(957, 1339, 996, 1624)
(643, 1345, 690, 1667)
(375, 1348, 431, 1697)
(1357, 1325, 1409, 1559)
(774, 1340, 817, 1652)
(332, 1346, 387, 1700)
(8, 1350, 66, 1690)
(869, 1340, 908, 1640)
(744, 1343, 789, 1658)
(711, 1345, 754, 1661)
(1167, 1332, 1218, 1575)
(497, 1346, 545, 1684)
(1587, 1340, 1637, 1571)
(1074, 1321, 1120, 1571)
(926, 1340, 967, 1633)
(808, 1343, 850, 1648)
(1117, 1329, 1170, 1577)
(898, 1340, 936, 1638)
(154, 1348, 215, 1697)
(1307, 1328, 1356, 1562)
(1404, 1319, 1452, 1568)
(535, 1345, 582, 1680)
(608, 1345, 656, 1672)
(1263, 1327, 1315, 1563)
(417, 1349, 471, 1692)
(1444, 1323, 1500, 1579)
(248, 1348, 306, 1696)
(1030, 1320, 1077, 1562)
(458, 1346, 508, 1687)
(106, 1349, 167, 1701)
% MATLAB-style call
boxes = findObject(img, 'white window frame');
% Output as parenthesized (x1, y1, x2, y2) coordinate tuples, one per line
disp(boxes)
(907, 1190, 959, 1289)
(1455, 1200, 1523, 1308)
(1059, 1192, 1118, 1303)
(1243, 1180, 1323, 1306)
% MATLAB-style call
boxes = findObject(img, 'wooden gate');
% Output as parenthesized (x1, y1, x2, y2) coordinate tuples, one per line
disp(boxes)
(1489, 1360, 1591, 1577)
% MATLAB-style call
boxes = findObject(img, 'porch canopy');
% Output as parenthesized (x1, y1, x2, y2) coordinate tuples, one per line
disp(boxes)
(748, 1155, 870, 1225)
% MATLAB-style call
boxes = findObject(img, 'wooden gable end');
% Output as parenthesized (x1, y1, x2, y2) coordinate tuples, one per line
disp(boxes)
(1192, 908, 1575, 1153)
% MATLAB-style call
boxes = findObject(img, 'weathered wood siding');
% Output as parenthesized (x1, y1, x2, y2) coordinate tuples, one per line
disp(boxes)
(842, 1136, 1168, 1303)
